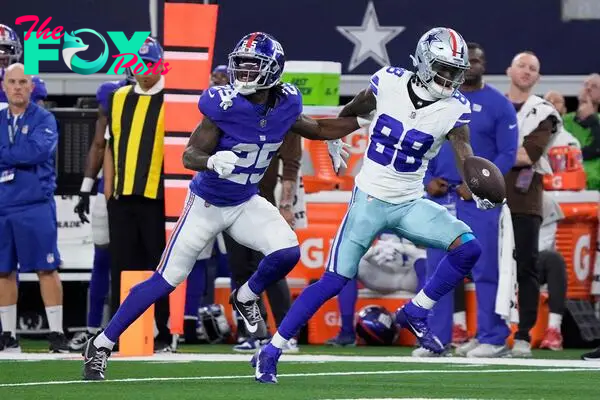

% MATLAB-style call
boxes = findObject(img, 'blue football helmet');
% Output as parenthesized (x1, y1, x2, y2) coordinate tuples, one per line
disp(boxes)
(227, 32, 285, 95)
(355, 305, 398, 346)
(0, 24, 23, 68)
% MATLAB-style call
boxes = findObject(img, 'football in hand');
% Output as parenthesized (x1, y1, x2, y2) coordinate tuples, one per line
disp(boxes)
(463, 156, 506, 204)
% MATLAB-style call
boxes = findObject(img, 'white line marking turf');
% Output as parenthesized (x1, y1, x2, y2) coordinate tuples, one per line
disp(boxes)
(0, 367, 598, 388)
(1, 352, 599, 369)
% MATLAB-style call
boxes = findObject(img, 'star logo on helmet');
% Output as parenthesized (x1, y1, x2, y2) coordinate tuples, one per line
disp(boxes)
(424, 33, 441, 46)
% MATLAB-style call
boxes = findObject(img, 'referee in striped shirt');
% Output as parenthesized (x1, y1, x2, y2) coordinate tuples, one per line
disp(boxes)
(103, 37, 171, 349)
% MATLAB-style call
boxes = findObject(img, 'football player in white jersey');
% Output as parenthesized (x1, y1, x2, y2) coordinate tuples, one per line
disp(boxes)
(253, 27, 502, 383)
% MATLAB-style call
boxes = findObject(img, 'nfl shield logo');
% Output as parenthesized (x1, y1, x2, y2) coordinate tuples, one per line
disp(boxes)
(21, 125, 28, 134)
(260, 119, 267, 128)
(409, 111, 417, 119)
(139, 45, 149, 55)
(46, 253, 54, 264)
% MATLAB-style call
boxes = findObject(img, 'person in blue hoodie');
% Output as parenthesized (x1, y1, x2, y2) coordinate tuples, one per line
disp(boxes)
(0, 23, 47, 110)
(421, 43, 518, 358)
(0, 63, 68, 353)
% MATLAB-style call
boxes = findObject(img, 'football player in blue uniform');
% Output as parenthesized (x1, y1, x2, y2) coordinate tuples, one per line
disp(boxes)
(81, 32, 356, 380)
(0, 24, 47, 109)
(69, 69, 135, 351)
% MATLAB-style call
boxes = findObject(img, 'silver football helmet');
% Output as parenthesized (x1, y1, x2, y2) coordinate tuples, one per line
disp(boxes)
(411, 27, 470, 98)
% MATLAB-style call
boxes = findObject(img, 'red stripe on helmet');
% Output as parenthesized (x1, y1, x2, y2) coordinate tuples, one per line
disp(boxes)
(448, 29, 458, 56)
(245, 32, 259, 49)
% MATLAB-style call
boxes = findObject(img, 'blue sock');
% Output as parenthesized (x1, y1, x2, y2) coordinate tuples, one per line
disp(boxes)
(338, 278, 358, 335)
(247, 246, 300, 295)
(405, 235, 481, 319)
(413, 258, 427, 292)
(184, 260, 206, 317)
(87, 246, 111, 329)
(278, 272, 348, 340)
(103, 273, 175, 342)
(423, 236, 481, 301)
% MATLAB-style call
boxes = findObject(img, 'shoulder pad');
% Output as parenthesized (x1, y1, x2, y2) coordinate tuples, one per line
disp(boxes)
(96, 81, 127, 110)
(370, 66, 408, 96)
(451, 90, 471, 109)
(198, 85, 239, 118)
(278, 83, 303, 111)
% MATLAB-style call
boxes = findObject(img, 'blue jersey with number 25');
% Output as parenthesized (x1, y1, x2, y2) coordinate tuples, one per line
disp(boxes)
(354, 66, 472, 204)
(190, 84, 303, 206)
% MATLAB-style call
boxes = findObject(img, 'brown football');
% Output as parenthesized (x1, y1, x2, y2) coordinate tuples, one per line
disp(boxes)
(463, 156, 506, 204)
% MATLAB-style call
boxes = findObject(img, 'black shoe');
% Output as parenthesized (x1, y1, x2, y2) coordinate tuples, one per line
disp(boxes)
(154, 339, 172, 353)
(49, 332, 70, 353)
(581, 347, 600, 360)
(82, 334, 111, 381)
(229, 289, 267, 339)
(0, 332, 21, 352)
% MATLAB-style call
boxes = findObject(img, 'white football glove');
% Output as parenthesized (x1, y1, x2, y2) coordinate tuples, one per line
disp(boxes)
(326, 139, 351, 173)
(472, 192, 503, 210)
(207, 151, 238, 177)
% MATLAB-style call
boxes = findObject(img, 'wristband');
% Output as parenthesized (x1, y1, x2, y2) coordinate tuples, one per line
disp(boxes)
(80, 177, 95, 193)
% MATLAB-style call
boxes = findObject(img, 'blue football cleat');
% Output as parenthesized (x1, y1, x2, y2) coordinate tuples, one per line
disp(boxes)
(253, 344, 282, 384)
(395, 306, 445, 354)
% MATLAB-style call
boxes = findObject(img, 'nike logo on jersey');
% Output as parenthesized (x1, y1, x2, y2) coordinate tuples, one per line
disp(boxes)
(509, 123, 517, 129)
(208, 90, 215, 98)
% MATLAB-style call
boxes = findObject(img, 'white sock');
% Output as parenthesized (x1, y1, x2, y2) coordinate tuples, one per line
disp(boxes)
(45, 305, 63, 333)
(0, 305, 17, 338)
(270, 332, 288, 349)
(548, 313, 563, 330)
(412, 290, 436, 310)
(236, 282, 259, 303)
(93, 332, 115, 350)
(453, 311, 467, 329)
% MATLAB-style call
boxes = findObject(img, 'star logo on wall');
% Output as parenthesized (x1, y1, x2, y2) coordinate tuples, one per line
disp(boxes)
(336, 1, 405, 71)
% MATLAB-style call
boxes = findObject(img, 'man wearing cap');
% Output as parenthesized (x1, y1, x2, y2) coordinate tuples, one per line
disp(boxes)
(101, 37, 172, 350)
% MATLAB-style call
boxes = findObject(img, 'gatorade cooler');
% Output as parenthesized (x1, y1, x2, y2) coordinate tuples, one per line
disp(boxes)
(543, 146, 587, 191)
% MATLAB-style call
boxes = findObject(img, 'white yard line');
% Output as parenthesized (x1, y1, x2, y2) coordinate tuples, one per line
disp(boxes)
(0, 367, 597, 388)
(1, 352, 599, 369)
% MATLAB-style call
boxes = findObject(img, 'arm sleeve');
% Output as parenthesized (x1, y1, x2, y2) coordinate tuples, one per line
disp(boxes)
(523, 117, 555, 163)
(492, 100, 519, 175)
(0, 113, 58, 166)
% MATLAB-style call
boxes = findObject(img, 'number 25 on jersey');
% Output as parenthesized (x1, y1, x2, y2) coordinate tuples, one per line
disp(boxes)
(366, 113, 434, 173)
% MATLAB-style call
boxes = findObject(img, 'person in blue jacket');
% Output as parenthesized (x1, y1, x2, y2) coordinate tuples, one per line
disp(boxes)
(0, 63, 68, 353)
(421, 43, 518, 358)
(0, 23, 47, 109)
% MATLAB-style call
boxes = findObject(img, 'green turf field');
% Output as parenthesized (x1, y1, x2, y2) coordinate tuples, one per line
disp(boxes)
(1, 342, 598, 400)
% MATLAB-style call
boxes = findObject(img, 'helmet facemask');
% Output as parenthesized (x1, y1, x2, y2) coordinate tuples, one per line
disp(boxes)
(0, 43, 21, 69)
(427, 59, 467, 98)
(227, 53, 280, 95)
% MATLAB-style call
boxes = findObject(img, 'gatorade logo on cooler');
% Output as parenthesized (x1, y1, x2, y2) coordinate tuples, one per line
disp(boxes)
(574, 234, 591, 282)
